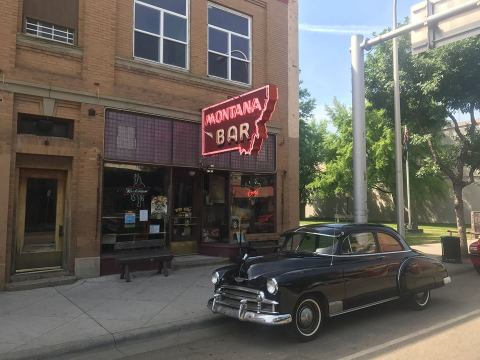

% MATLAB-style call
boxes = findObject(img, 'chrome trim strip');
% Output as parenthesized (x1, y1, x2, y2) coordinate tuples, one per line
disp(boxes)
(208, 298, 292, 325)
(219, 285, 260, 294)
(329, 297, 400, 317)
(219, 292, 278, 305)
(334, 250, 411, 257)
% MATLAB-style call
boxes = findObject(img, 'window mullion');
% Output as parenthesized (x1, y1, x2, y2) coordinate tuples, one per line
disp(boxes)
(160, 10, 164, 64)
(227, 33, 231, 80)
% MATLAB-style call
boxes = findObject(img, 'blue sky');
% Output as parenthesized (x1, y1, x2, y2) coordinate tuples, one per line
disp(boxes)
(299, 0, 420, 120)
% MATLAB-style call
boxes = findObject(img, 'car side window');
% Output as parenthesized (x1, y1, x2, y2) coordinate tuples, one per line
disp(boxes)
(377, 232, 404, 252)
(342, 232, 377, 255)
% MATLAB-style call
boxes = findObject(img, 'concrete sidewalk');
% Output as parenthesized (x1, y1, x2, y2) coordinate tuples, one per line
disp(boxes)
(0, 260, 228, 360)
(0, 246, 475, 360)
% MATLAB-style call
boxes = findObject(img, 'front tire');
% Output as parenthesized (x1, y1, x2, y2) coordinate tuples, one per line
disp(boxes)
(406, 290, 431, 310)
(291, 297, 323, 341)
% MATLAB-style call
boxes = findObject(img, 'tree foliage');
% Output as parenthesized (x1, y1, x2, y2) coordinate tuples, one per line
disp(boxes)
(307, 100, 395, 201)
(365, 32, 480, 253)
(299, 85, 325, 217)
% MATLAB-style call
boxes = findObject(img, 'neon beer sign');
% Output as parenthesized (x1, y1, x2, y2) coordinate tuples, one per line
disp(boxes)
(202, 85, 278, 156)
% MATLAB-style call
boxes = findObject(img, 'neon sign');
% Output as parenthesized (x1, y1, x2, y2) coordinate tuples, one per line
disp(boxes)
(202, 85, 278, 156)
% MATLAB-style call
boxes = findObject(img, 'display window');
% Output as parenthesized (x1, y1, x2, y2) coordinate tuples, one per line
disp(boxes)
(101, 163, 169, 253)
(231, 174, 275, 234)
(202, 172, 228, 243)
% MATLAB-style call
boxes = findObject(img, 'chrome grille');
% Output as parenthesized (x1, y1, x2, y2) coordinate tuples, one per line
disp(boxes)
(216, 285, 278, 314)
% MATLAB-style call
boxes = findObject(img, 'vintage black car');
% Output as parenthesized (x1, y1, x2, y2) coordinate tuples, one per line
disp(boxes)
(207, 223, 451, 340)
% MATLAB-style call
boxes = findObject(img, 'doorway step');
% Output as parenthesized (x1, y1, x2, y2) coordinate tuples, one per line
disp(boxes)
(7, 270, 77, 291)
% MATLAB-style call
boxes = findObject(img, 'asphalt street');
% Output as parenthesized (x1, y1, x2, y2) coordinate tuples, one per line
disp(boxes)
(58, 268, 480, 360)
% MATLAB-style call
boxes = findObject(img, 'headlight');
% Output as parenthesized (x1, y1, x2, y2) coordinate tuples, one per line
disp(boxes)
(211, 271, 220, 285)
(266, 278, 278, 295)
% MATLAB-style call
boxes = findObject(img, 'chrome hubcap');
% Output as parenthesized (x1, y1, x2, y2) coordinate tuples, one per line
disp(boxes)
(415, 291, 429, 306)
(299, 307, 314, 327)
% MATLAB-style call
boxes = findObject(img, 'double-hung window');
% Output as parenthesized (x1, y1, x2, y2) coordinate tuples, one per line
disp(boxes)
(134, 0, 188, 69)
(208, 4, 251, 84)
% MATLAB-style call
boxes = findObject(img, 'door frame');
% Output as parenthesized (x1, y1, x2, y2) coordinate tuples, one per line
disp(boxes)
(14, 168, 67, 272)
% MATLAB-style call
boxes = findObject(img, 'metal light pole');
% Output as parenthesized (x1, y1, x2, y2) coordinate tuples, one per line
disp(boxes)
(393, 0, 406, 238)
(405, 126, 413, 229)
(351, 35, 368, 224)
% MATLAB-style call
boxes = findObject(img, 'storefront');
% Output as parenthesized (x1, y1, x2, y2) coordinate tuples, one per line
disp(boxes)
(100, 109, 277, 272)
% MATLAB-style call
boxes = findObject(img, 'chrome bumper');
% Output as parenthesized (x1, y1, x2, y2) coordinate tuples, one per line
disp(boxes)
(207, 297, 292, 326)
(443, 276, 452, 285)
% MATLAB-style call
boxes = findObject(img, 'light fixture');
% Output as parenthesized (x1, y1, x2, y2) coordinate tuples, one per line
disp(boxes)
(188, 170, 196, 176)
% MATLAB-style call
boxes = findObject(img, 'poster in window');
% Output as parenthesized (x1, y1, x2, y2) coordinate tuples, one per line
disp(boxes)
(151, 195, 168, 219)
(209, 174, 225, 203)
(124, 212, 136, 225)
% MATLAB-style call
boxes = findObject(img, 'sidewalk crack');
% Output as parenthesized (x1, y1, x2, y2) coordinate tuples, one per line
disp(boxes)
(142, 272, 207, 327)
(53, 287, 115, 340)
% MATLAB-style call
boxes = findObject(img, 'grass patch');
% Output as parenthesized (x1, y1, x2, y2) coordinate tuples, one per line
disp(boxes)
(299, 220, 457, 246)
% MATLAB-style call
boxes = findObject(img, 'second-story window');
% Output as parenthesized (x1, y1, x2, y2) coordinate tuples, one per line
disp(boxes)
(134, 0, 188, 69)
(23, 0, 78, 45)
(208, 4, 251, 85)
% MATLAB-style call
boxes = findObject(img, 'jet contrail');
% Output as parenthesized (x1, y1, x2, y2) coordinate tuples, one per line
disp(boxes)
(299, 23, 384, 35)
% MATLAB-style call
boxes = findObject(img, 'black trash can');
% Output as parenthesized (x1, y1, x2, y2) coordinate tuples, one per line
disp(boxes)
(441, 236, 462, 263)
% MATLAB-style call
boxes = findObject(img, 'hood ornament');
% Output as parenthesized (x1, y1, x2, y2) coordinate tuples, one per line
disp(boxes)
(242, 253, 248, 261)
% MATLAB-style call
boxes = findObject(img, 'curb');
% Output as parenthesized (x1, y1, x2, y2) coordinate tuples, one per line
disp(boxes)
(3, 314, 224, 360)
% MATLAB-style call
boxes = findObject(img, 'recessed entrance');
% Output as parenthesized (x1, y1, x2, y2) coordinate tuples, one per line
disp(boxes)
(15, 169, 66, 272)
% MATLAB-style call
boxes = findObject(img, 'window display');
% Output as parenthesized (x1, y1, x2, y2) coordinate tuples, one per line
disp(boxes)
(101, 164, 169, 253)
(231, 174, 275, 234)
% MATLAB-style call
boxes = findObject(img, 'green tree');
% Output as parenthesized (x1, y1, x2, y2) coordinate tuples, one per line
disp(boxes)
(299, 85, 325, 219)
(365, 34, 480, 254)
(307, 100, 395, 203)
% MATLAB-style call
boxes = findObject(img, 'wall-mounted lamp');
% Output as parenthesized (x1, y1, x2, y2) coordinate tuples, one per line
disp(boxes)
(88, 108, 96, 117)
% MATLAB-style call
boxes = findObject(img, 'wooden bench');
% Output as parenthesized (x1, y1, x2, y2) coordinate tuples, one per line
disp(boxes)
(114, 239, 173, 282)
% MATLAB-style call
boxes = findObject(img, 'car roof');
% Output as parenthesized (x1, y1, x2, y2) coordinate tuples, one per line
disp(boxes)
(287, 223, 397, 235)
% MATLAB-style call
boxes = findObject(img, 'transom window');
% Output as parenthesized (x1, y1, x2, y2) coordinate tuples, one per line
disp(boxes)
(208, 4, 251, 84)
(134, 0, 188, 69)
(25, 18, 75, 45)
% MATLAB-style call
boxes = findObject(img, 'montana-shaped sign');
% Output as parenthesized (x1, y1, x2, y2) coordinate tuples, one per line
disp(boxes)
(202, 85, 278, 156)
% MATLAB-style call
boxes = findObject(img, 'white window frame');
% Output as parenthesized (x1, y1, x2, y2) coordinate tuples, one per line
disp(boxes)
(133, 0, 190, 70)
(207, 3, 252, 86)
(24, 18, 75, 45)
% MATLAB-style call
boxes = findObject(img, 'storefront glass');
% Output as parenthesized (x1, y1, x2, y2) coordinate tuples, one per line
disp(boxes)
(101, 163, 169, 253)
(231, 174, 275, 234)
(202, 172, 228, 243)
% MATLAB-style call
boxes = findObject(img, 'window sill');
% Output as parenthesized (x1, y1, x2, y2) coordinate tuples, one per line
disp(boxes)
(116, 57, 252, 94)
(206, 74, 251, 89)
(16, 33, 83, 60)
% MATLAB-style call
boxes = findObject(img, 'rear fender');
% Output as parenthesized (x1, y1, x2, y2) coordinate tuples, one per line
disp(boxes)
(397, 256, 448, 296)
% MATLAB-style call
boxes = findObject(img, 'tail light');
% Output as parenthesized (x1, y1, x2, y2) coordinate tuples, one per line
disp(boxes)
(469, 241, 479, 255)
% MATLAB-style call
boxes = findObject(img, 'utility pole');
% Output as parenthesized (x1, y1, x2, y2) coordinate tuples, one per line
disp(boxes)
(351, 35, 368, 224)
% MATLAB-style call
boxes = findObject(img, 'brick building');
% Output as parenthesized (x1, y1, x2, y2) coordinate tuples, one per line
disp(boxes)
(0, 0, 299, 289)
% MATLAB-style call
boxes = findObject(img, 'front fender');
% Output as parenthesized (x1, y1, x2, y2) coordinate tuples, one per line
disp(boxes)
(397, 256, 448, 296)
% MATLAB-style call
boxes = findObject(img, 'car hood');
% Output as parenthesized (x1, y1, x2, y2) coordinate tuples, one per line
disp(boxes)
(237, 252, 333, 280)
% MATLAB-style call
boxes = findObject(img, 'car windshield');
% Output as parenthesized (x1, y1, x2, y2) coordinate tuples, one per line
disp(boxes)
(281, 231, 338, 255)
